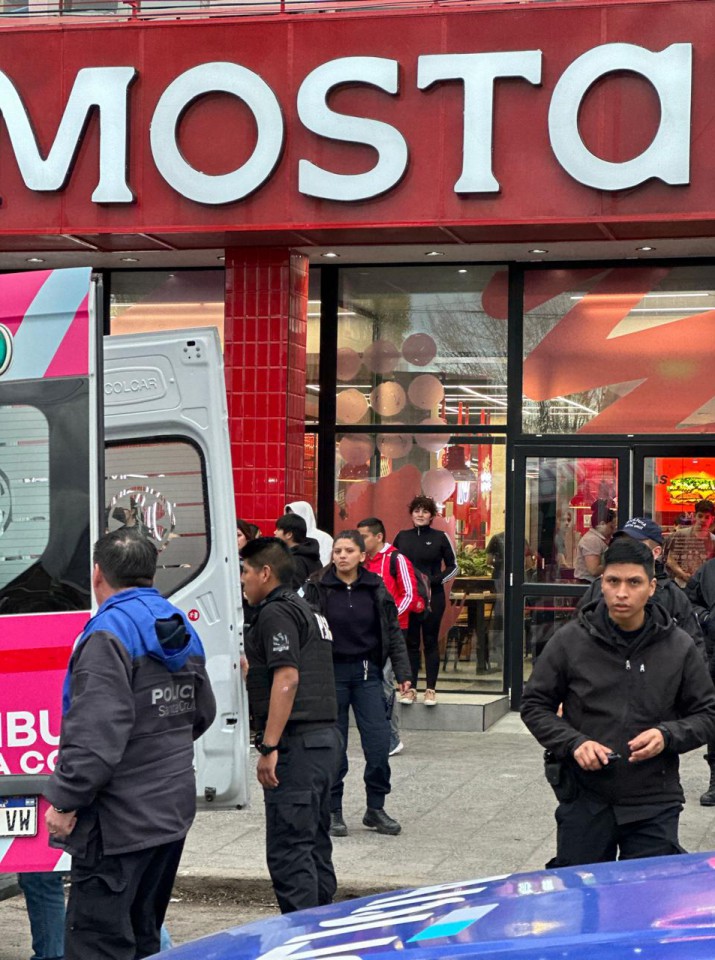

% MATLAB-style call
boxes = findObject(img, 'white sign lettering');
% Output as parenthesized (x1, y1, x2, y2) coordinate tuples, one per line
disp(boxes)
(0, 43, 694, 205)
(417, 51, 543, 193)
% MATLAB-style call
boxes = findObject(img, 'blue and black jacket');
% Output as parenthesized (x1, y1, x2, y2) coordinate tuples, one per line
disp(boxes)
(45, 587, 216, 857)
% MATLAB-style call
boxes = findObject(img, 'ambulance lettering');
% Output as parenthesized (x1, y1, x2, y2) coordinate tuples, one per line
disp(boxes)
(0, 709, 61, 775)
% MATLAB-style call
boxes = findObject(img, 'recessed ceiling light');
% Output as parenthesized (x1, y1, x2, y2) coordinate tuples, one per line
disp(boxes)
(636, 246, 655, 252)
(529, 248, 548, 254)
(120, 257, 139, 263)
(425, 251, 445, 257)
(458, 268, 468, 274)
(25, 257, 45, 263)
(216, 255, 225, 261)
(321, 252, 339, 259)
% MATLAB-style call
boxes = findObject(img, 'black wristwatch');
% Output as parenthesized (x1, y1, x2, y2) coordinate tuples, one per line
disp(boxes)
(257, 741, 279, 756)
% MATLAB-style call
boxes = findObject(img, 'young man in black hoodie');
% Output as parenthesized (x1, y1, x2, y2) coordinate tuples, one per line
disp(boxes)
(274, 513, 323, 589)
(521, 537, 715, 867)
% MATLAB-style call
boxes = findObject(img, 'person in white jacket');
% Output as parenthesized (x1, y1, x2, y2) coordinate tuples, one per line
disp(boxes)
(285, 500, 333, 566)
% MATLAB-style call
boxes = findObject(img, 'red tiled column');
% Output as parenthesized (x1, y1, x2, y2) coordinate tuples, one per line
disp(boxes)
(224, 248, 308, 535)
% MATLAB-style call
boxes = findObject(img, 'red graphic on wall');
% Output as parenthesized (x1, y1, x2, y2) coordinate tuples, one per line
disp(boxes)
(485, 266, 715, 434)
(188, 609, 200, 622)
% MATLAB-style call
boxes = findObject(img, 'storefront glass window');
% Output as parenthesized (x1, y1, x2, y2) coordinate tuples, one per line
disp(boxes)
(334, 432, 506, 692)
(336, 266, 507, 429)
(522, 265, 715, 434)
(110, 270, 225, 341)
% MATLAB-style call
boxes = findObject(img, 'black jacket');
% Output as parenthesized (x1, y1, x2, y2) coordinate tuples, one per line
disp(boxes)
(393, 525, 458, 588)
(686, 558, 715, 651)
(303, 566, 411, 683)
(521, 598, 715, 807)
(579, 562, 705, 657)
(291, 537, 323, 590)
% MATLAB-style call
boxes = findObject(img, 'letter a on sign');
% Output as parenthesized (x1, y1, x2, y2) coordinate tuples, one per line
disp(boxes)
(548, 43, 692, 191)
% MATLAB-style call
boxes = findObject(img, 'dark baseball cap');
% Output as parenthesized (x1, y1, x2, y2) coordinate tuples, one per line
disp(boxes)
(615, 516, 663, 545)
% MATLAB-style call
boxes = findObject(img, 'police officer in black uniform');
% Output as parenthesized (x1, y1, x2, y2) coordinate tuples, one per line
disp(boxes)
(242, 536, 341, 914)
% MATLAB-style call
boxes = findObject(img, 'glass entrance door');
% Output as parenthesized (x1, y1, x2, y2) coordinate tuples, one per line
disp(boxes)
(510, 447, 630, 705)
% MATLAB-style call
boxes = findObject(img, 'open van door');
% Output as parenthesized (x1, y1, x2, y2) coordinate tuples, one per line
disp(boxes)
(103, 328, 249, 809)
(0, 267, 99, 873)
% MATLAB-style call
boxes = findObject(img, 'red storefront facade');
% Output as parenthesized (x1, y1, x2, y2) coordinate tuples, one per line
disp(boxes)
(4, 0, 715, 701)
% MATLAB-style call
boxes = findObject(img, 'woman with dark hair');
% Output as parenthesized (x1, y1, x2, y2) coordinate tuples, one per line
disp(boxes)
(237, 518, 258, 624)
(236, 518, 256, 555)
(393, 495, 459, 706)
(303, 530, 411, 838)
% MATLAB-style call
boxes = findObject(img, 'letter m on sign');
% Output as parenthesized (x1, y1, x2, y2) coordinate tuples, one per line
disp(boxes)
(0, 67, 136, 202)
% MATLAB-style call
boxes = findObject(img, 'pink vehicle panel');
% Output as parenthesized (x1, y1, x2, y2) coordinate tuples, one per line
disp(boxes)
(0, 267, 96, 872)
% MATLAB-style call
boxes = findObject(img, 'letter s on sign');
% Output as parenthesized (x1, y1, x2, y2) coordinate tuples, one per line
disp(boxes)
(297, 57, 408, 202)
(549, 43, 692, 191)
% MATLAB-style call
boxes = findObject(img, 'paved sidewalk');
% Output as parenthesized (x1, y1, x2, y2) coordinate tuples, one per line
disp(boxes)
(179, 712, 715, 895)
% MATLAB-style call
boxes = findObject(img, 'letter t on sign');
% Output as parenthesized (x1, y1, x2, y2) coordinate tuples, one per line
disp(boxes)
(417, 51, 543, 193)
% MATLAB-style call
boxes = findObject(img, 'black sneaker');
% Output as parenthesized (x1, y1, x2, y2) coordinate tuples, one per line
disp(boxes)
(330, 810, 348, 837)
(362, 807, 401, 836)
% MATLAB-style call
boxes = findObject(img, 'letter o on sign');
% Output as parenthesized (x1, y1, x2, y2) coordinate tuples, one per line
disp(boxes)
(150, 62, 284, 204)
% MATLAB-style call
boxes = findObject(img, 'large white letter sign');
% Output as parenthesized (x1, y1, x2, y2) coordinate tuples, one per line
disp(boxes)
(0, 66, 135, 202)
(151, 62, 284, 205)
(549, 43, 692, 190)
(417, 52, 542, 193)
(297, 57, 408, 202)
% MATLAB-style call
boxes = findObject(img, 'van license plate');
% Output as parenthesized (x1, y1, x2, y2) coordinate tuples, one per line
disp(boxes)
(0, 796, 38, 837)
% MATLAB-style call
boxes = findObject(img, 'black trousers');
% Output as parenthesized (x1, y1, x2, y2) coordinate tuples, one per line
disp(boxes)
(548, 796, 684, 868)
(405, 589, 445, 690)
(264, 724, 342, 914)
(65, 835, 184, 960)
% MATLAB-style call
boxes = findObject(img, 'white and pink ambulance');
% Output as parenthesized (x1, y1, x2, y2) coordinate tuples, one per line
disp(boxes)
(0, 267, 249, 875)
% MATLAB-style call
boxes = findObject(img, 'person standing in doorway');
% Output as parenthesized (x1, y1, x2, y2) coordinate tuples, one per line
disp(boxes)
(573, 499, 617, 584)
(303, 531, 411, 838)
(667, 500, 715, 588)
(393, 496, 458, 706)
(357, 516, 418, 757)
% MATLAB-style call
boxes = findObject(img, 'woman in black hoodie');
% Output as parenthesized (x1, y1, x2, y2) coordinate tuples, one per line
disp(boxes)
(303, 530, 411, 838)
(394, 495, 459, 706)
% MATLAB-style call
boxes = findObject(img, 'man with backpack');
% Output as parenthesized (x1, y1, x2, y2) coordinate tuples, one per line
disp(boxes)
(358, 517, 421, 756)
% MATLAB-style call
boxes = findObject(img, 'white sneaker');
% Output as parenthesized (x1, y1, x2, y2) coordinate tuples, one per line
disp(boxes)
(389, 741, 404, 757)
(399, 689, 416, 704)
(423, 689, 438, 707)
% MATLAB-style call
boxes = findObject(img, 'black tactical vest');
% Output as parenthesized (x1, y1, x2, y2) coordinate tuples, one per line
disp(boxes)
(247, 589, 337, 726)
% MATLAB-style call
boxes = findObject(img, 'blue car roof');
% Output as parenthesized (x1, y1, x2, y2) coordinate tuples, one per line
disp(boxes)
(164, 852, 715, 960)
